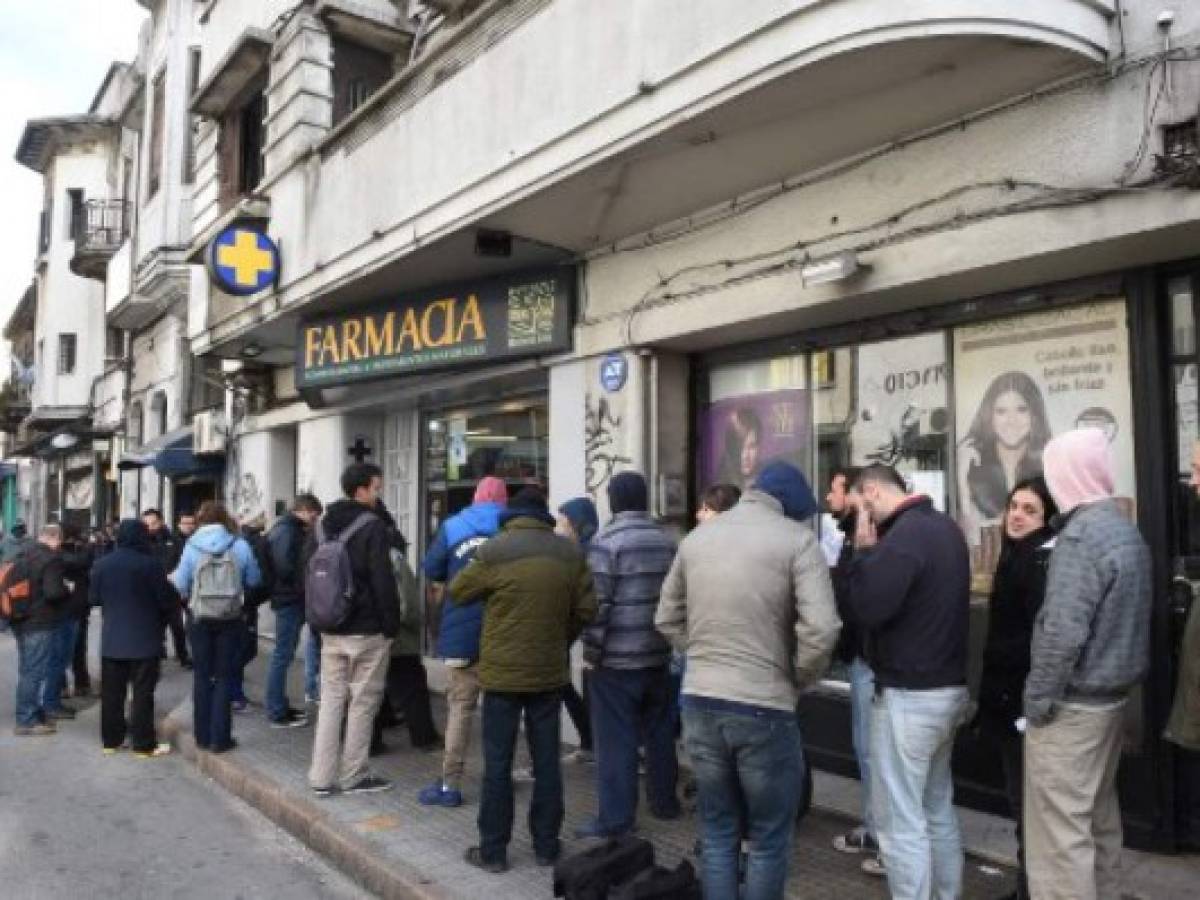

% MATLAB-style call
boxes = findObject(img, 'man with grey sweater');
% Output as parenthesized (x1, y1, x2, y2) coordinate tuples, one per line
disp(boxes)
(657, 461, 839, 899)
(1024, 429, 1151, 900)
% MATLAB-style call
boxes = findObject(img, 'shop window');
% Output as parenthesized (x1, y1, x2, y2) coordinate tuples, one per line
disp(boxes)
(218, 88, 266, 211)
(57, 334, 77, 376)
(332, 37, 393, 126)
(148, 68, 166, 198)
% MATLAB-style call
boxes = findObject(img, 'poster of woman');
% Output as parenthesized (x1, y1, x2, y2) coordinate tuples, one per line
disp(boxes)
(700, 389, 811, 494)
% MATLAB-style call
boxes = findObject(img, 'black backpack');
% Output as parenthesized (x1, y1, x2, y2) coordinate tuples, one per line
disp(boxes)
(609, 860, 701, 900)
(552, 836, 655, 900)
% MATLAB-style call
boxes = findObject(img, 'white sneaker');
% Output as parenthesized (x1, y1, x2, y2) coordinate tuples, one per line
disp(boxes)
(861, 854, 887, 877)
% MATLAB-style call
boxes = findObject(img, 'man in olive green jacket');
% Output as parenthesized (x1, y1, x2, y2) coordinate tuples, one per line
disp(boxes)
(449, 487, 595, 873)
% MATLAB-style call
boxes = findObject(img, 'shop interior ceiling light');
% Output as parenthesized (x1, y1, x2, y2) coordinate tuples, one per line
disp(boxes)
(801, 251, 860, 287)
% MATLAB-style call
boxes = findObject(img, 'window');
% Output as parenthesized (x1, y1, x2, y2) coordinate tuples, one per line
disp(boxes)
(188, 354, 225, 413)
(332, 38, 393, 125)
(183, 48, 200, 184)
(57, 334, 77, 376)
(67, 189, 85, 241)
(128, 401, 144, 446)
(151, 390, 169, 438)
(218, 88, 266, 211)
(148, 69, 166, 197)
(105, 327, 126, 361)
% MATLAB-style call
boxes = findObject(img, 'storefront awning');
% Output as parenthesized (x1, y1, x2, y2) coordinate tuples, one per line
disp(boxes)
(153, 432, 225, 478)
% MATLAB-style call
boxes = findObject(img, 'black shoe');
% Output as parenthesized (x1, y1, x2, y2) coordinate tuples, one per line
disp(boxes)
(369, 737, 388, 757)
(209, 738, 238, 754)
(535, 848, 560, 867)
(344, 775, 393, 795)
(178, 657, 193, 670)
(46, 706, 76, 721)
(269, 709, 309, 729)
(464, 847, 509, 874)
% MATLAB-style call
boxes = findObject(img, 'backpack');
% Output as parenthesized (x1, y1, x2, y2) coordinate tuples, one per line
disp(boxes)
(552, 836, 656, 900)
(0, 556, 34, 624)
(189, 547, 245, 622)
(608, 860, 701, 900)
(305, 513, 376, 632)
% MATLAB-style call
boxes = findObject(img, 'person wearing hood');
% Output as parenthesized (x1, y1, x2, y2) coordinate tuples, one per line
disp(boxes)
(449, 487, 596, 873)
(555, 496, 598, 766)
(418, 476, 507, 809)
(171, 502, 262, 754)
(1023, 429, 1151, 900)
(91, 519, 178, 757)
(977, 477, 1058, 900)
(657, 461, 839, 899)
(577, 473, 680, 840)
(845, 464, 970, 900)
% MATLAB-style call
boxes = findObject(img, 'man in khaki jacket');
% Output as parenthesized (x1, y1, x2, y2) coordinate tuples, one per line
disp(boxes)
(657, 460, 840, 899)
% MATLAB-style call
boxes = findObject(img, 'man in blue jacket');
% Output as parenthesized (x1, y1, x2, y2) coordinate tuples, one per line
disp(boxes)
(418, 476, 507, 808)
(91, 519, 178, 757)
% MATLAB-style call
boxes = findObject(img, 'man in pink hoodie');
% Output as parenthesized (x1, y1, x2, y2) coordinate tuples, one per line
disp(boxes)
(1023, 428, 1151, 900)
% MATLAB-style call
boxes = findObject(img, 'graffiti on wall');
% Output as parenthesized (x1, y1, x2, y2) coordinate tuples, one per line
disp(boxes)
(233, 472, 264, 522)
(585, 394, 631, 498)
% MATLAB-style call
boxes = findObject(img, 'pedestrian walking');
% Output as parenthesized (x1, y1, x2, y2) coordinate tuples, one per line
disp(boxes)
(846, 464, 971, 900)
(576, 472, 680, 839)
(144, 508, 191, 668)
(264, 494, 322, 729)
(307, 463, 401, 796)
(6, 524, 70, 736)
(417, 476, 507, 808)
(1024, 429, 1152, 900)
(172, 502, 262, 753)
(91, 519, 178, 757)
(555, 496, 599, 765)
(975, 477, 1057, 900)
(657, 461, 840, 900)
(450, 487, 596, 873)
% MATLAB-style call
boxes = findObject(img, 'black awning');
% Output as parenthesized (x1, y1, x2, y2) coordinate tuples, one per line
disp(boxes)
(153, 432, 225, 478)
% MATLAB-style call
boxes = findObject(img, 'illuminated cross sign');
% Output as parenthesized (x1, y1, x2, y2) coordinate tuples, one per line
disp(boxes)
(207, 224, 281, 296)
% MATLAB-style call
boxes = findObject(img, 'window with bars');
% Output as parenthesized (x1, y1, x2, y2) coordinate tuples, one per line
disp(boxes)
(57, 334, 77, 375)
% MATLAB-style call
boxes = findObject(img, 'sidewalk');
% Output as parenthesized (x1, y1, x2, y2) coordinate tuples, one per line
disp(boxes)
(160, 637, 1022, 899)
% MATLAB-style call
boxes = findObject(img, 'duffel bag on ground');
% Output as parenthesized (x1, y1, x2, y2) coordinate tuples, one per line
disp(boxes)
(552, 835, 656, 900)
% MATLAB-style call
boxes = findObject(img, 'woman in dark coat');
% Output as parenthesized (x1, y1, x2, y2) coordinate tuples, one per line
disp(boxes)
(977, 476, 1058, 900)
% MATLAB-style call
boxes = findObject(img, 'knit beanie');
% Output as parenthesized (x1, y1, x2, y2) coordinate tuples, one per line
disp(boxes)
(508, 486, 549, 515)
(474, 476, 508, 505)
(1041, 428, 1114, 514)
(558, 497, 599, 547)
(753, 460, 818, 522)
(608, 471, 648, 514)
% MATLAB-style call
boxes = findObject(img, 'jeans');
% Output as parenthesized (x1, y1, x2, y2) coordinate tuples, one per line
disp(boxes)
(266, 604, 304, 720)
(43, 619, 78, 712)
(478, 690, 564, 864)
(101, 657, 161, 751)
(871, 686, 969, 900)
(14, 627, 55, 727)
(304, 628, 321, 700)
(230, 615, 257, 704)
(589, 666, 680, 834)
(190, 619, 242, 749)
(683, 696, 802, 900)
(848, 656, 877, 836)
(308, 633, 391, 788)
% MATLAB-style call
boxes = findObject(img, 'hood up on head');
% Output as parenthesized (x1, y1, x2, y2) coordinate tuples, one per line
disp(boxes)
(558, 497, 599, 547)
(116, 518, 150, 550)
(1041, 428, 1115, 514)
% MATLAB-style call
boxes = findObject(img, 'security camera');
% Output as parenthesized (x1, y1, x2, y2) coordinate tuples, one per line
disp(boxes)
(1158, 9, 1176, 29)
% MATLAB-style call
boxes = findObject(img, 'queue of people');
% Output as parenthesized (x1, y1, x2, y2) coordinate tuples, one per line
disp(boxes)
(0, 425, 1165, 900)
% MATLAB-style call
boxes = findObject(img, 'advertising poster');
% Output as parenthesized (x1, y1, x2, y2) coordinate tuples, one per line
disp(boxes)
(953, 299, 1136, 574)
(699, 389, 811, 493)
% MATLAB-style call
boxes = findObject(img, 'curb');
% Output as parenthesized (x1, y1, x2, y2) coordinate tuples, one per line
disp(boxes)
(160, 703, 448, 900)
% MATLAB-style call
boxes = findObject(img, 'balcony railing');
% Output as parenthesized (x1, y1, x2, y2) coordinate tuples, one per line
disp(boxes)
(70, 199, 130, 280)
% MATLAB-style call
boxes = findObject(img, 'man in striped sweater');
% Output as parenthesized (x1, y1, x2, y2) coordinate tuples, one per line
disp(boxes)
(576, 471, 680, 839)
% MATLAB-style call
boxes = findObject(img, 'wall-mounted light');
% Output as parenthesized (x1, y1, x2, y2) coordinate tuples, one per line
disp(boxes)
(50, 433, 79, 450)
(240, 342, 263, 359)
(800, 251, 861, 287)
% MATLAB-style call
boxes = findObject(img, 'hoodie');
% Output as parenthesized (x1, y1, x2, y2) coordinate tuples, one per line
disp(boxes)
(313, 499, 400, 638)
(171, 524, 262, 600)
(1042, 428, 1114, 514)
(424, 501, 504, 660)
(91, 520, 178, 659)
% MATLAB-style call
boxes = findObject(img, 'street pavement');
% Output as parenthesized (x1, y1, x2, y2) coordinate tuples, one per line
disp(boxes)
(0, 627, 369, 900)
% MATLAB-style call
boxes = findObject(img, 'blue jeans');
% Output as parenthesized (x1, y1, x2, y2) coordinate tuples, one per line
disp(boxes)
(870, 686, 969, 900)
(266, 604, 304, 720)
(14, 627, 55, 727)
(43, 619, 78, 712)
(848, 656, 876, 836)
(589, 666, 680, 834)
(683, 696, 802, 900)
(478, 690, 563, 864)
(304, 629, 321, 700)
(190, 620, 242, 749)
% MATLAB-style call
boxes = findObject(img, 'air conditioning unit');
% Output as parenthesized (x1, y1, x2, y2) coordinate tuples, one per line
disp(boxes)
(194, 410, 227, 455)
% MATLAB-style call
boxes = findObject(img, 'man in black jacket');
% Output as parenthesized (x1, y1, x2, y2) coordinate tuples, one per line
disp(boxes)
(308, 464, 401, 796)
(144, 508, 190, 668)
(265, 494, 322, 727)
(846, 465, 970, 900)
(11, 524, 70, 736)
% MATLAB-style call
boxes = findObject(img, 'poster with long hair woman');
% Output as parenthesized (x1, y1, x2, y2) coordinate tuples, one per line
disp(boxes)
(699, 390, 811, 494)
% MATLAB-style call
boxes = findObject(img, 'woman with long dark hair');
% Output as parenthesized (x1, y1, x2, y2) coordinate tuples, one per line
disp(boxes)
(717, 407, 763, 490)
(977, 476, 1058, 900)
(959, 372, 1052, 523)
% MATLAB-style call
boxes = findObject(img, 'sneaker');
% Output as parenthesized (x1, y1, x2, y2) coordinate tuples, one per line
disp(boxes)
(269, 709, 309, 729)
(312, 785, 338, 798)
(13, 723, 56, 736)
(833, 826, 878, 854)
(45, 706, 76, 721)
(861, 854, 887, 877)
(344, 775, 393, 795)
(102, 746, 121, 756)
(562, 748, 594, 765)
(464, 847, 509, 874)
(418, 781, 464, 807)
(134, 743, 172, 759)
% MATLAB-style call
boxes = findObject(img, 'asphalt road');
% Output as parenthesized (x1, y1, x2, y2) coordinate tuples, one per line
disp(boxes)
(0, 625, 370, 900)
